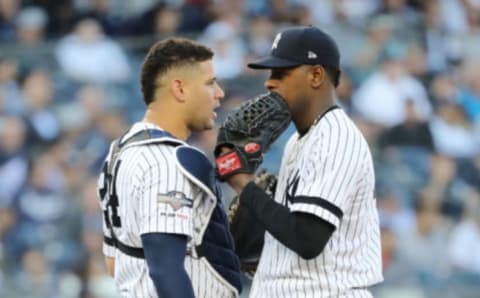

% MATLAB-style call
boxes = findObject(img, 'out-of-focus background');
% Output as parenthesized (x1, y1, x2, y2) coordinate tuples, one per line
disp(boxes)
(1, 0, 480, 297)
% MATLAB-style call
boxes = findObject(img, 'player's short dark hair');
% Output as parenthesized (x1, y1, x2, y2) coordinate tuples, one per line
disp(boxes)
(140, 37, 214, 105)
(323, 65, 340, 88)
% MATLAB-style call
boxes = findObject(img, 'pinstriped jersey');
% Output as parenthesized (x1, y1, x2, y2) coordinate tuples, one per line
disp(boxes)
(97, 122, 239, 298)
(250, 107, 383, 298)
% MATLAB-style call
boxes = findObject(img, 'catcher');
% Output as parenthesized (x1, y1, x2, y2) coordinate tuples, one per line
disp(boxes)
(215, 26, 383, 298)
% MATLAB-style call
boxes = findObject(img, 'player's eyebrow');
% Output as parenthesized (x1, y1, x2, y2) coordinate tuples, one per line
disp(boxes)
(205, 77, 217, 84)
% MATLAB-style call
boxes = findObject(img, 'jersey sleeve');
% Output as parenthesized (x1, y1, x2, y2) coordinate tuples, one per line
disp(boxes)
(290, 117, 365, 228)
(137, 148, 196, 238)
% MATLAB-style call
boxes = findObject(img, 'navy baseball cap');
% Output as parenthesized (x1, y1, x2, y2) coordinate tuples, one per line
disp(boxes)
(248, 26, 340, 70)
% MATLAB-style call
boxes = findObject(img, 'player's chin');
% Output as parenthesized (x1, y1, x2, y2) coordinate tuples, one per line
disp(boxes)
(193, 119, 215, 132)
(204, 119, 215, 130)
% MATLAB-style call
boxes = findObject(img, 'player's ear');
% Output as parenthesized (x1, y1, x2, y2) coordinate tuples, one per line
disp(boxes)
(309, 65, 325, 88)
(171, 79, 187, 102)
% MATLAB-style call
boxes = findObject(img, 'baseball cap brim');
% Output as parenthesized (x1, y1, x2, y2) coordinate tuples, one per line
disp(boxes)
(247, 55, 301, 69)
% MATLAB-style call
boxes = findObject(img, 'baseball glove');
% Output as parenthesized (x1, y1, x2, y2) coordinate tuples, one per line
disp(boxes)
(229, 170, 277, 276)
(214, 92, 291, 180)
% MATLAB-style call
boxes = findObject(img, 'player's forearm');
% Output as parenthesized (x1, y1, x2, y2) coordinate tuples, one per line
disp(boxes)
(149, 266, 194, 297)
(141, 233, 195, 298)
(239, 182, 334, 259)
(104, 256, 115, 276)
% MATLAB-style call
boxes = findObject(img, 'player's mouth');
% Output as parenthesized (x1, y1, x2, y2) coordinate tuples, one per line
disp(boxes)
(212, 105, 220, 119)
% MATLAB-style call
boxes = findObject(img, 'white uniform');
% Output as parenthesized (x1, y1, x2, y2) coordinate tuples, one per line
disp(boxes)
(97, 122, 239, 298)
(250, 107, 383, 298)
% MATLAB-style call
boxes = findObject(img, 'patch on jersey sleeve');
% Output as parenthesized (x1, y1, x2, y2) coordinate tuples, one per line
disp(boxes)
(157, 191, 193, 210)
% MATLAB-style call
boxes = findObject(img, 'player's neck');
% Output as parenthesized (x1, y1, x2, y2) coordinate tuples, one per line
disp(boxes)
(143, 106, 190, 141)
(294, 91, 336, 136)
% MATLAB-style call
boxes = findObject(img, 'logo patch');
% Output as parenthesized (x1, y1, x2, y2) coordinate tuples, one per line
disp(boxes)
(216, 151, 241, 175)
(157, 191, 193, 211)
(272, 32, 282, 49)
(244, 142, 260, 153)
(308, 51, 318, 59)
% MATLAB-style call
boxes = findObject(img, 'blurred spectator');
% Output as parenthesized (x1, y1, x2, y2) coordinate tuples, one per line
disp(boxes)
(403, 43, 429, 85)
(378, 190, 415, 234)
(124, 2, 181, 38)
(245, 14, 275, 58)
(337, 0, 379, 24)
(353, 44, 432, 128)
(377, 0, 423, 41)
(458, 2, 480, 60)
(439, 0, 470, 34)
(379, 99, 434, 151)
(84, 254, 117, 298)
(112, 0, 160, 18)
(244, 0, 271, 18)
(350, 15, 398, 84)
(88, 108, 128, 171)
(74, 0, 121, 36)
(0, 116, 28, 207)
(0, 0, 20, 42)
(423, 154, 471, 220)
(12, 249, 57, 298)
(0, 56, 22, 115)
(33, 0, 77, 38)
(429, 102, 479, 158)
(380, 226, 397, 273)
(428, 71, 459, 106)
(268, 0, 291, 23)
(200, 19, 246, 80)
(13, 6, 55, 76)
(151, 3, 181, 37)
(422, 0, 463, 73)
(11, 153, 73, 264)
(55, 18, 131, 83)
(288, 3, 313, 26)
(0, 206, 16, 269)
(80, 178, 103, 252)
(63, 84, 108, 128)
(395, 190, 451, 288)
(20, 68, 60, 150)
(448, 195, 480, 275)
(15, 6, 48, 45)
(458, 59, 480, 123)
(300, 0, 379, 26)
(177, 0, 211, 33)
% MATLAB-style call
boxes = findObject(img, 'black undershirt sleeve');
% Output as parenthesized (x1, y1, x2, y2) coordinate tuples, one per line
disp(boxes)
(239, 182, 335, 259)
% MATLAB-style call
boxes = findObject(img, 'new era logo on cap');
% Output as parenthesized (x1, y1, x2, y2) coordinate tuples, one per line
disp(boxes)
(308, 51, 318, 59)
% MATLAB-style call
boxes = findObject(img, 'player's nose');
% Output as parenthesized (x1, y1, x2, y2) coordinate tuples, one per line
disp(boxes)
(215, 82, 225, 100)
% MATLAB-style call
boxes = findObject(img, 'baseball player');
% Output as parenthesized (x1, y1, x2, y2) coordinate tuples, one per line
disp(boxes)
(219, 26, 383, 297)
(97, 38, 242, 297)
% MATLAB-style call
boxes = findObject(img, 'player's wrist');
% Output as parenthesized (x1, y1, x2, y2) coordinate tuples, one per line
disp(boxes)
(226, 173, 254, 193)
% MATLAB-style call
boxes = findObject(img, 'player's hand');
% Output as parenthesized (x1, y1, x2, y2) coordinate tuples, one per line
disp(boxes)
(214, 92, 291, 180)
(227, 172, 254, 194)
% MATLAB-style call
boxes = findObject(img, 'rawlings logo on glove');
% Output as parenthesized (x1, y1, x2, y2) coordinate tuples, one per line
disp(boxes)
(216, 152, 242, 176)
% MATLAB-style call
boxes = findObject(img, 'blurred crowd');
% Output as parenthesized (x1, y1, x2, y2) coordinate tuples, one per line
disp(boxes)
(1, 0, 480, 297)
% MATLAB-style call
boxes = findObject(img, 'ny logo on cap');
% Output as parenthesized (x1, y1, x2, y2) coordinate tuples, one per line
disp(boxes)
(272, 33, 282, 49)
(308, 51, 318, 59)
